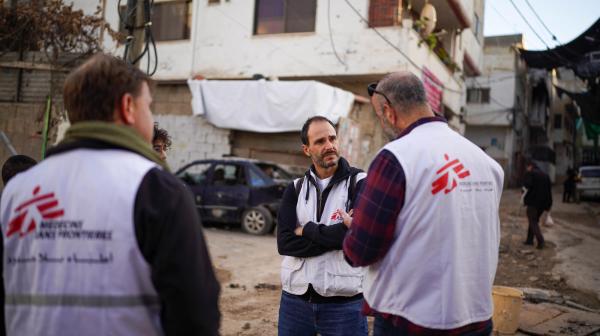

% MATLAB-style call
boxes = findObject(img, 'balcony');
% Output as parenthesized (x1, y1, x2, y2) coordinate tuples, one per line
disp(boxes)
(410, 0, 472, 30)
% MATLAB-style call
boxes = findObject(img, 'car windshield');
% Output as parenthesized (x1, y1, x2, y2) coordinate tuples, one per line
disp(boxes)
(581, 168, 600, 178)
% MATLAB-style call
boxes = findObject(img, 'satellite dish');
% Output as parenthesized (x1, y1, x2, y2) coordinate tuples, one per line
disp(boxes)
(420, 3, 437, 36)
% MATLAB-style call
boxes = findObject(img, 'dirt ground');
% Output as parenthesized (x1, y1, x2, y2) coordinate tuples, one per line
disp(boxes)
(495, 188, 600, 310)
(205, 188, 600, 336)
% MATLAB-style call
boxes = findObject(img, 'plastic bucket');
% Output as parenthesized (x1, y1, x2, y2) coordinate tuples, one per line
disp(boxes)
(492, 286, 524, 334)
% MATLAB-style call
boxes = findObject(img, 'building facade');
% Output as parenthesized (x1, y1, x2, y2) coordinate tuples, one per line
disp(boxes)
(464, 34, 524, 186)
(70, 0, 486, 170)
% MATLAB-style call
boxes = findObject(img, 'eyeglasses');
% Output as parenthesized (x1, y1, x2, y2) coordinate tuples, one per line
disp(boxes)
(367, 82, 392, 106)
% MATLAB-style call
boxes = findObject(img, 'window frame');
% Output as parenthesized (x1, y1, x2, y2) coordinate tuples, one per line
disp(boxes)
(151, 0, 192, 42)
(466, 87, 490, 104)
(253, 0, 317, 35)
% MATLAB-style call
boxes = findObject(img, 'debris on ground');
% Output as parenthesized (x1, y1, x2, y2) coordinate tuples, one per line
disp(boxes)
(228, 283, 247, 290)
(254, 283, 279, 291)
(519, 301, 600, 336)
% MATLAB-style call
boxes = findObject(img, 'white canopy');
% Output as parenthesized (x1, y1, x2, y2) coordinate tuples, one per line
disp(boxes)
(187, 79, 355, 133)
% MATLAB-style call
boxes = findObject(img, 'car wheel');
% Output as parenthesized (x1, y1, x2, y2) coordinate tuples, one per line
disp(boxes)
(241, 206, 273, 235)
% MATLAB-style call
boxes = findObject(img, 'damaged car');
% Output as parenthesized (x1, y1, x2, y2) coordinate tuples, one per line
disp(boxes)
(175, 158, 292, 235)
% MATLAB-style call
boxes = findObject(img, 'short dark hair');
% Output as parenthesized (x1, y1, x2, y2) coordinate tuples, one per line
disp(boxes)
(153, 123, 172, 150)
(377, 72, 428, 113)
(63, 53, 151, 124)
(300, 116, 335, 145)
(2, 155, 37, 185)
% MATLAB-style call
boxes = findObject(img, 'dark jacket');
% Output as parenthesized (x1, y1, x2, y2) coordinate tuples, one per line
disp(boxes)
(523, 168, 553, 210)
(277, 157, 364, 257)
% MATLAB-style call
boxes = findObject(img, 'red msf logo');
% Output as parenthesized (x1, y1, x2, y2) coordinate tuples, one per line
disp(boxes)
(6, 186, 64, 238)
(431, 154, 470, 195)
(330, 211, 341, 221)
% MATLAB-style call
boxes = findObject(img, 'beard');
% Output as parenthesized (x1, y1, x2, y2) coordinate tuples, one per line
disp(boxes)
(314, 150, 339, 169)
(381, 117, 401, 142)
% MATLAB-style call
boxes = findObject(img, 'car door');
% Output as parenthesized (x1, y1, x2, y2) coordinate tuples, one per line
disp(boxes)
(203, 163, 250, 223)
(176, 161, 213, 217)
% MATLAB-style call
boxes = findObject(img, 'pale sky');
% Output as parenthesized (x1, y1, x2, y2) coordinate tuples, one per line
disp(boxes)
(484, 0, 600, 50)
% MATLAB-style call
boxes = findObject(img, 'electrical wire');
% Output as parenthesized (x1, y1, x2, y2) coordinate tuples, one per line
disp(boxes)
(489, 2, 519, 35)
(507, 0, 551, 49)
(327, 0, 347, 68)
(121, 0, 157, 75)
(523, 0, 558, 44)
(506, 0, 574, 67)
(522, 0, 579, 57)
(342, 0, 464, 95)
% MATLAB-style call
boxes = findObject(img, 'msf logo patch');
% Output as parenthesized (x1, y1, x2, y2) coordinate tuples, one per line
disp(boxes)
(431, 154, 470, 195)
(6, 186, 64, 238)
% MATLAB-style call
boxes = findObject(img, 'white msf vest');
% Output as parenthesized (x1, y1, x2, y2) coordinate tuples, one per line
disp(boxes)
(281, 171, 366, 297)
(364, 121, 504, 329)
(0, 149, 162, 336)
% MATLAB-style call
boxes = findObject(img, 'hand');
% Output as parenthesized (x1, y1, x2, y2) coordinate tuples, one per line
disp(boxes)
(337, 209, 353, 228)
(294, 226, 303, 236)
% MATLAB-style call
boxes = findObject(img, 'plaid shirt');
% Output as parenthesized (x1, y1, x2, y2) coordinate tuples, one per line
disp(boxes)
(343, 116, 492, 335)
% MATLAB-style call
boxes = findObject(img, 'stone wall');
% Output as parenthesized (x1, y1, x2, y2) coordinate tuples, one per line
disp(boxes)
(154, 115, 231, 172)
(152, 83, 232, 171)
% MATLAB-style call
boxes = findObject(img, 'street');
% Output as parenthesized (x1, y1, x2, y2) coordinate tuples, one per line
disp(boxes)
(205, 188, 600, 336)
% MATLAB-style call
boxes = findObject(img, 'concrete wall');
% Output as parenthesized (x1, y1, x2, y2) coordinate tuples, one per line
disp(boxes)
(465, 71, 515, 126)
(465, 125, 511, 154)
(464, 124, 513, 183)
(154, 114, 231, 172)
(152, 84, 231, 171)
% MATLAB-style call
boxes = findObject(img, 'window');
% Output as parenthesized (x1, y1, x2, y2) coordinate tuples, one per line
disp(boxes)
(177, 163, 211, 185)
(554, 114, 562, 129)
(248, 167, 268, 187)
(254, 0, 317, 35)
(466, 88, 490, 104)
(368, 0, 401, 27)
(212, 164, 245, 186)
(581, 168, 600, 178)
(255, 163, 293, 180)
(152, 1, 192, 41)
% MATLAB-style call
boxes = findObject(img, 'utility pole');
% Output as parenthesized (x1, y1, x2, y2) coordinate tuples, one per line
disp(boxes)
(123, 0, 146, 66)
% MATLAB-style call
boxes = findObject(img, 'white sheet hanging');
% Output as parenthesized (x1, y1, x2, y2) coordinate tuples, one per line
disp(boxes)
(187, 79, 355, 133)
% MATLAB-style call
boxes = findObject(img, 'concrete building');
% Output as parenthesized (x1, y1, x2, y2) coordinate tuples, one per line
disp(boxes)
(550, 69, 583, 183)
(59, 0, 485, 170)
(465, 33, 583, 186)
(464, 34, 525, 186)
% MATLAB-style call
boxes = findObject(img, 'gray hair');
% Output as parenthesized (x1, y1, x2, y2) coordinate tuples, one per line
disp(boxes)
(377, 72, 428, 113)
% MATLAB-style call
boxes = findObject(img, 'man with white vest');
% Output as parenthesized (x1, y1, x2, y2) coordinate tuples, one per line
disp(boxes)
(0, 53, 220, 336)
(277, 116, 368, 336)
(342, 72, 504, 335)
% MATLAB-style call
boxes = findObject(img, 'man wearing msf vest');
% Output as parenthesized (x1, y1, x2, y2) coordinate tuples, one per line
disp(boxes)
(277, 116, 368, 336)
(342, 72, 504, 336)
(0, 54, 220, 336)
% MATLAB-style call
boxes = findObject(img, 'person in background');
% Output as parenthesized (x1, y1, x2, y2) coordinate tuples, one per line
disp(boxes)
(1, 155, 37, 187)
(563, 166, 576, 203)
(523, 160, 552, 249)
(152, 123, 171, 162)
